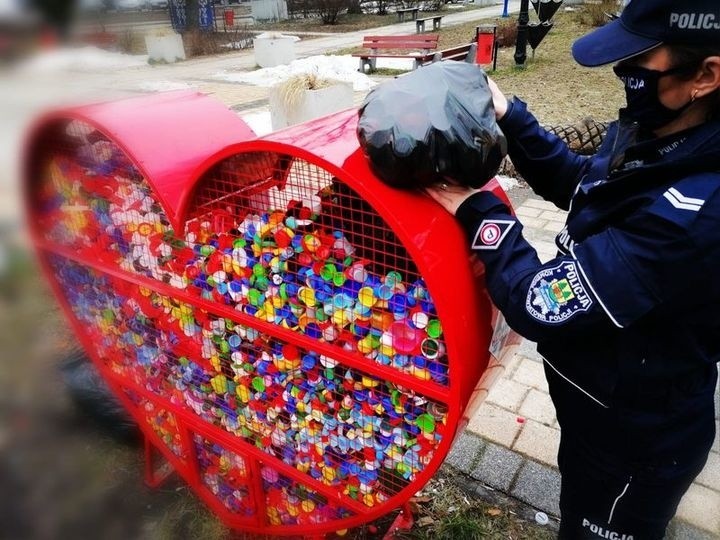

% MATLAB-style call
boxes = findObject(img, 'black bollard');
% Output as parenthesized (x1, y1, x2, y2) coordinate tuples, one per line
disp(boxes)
(514, 0, 530, 67)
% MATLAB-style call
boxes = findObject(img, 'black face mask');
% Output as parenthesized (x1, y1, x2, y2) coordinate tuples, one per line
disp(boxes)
(613, 65, 694, 131)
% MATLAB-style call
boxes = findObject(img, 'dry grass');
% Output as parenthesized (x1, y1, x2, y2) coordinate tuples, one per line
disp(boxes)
(277, 73, 342, 109)
(490, 9, 624, 124)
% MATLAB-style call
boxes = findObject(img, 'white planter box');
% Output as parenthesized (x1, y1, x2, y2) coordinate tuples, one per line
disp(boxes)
(253, 35, 295, 68)
(269, 83, 354, 130)
(144, 31, 186, 64)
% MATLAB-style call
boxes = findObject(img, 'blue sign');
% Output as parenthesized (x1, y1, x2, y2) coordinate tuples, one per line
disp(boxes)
(170, 0, 215, 32)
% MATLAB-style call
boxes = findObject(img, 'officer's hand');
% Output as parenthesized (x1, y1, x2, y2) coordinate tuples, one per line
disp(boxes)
(425, 183, 480, 216)
(487, 77, 509, 121)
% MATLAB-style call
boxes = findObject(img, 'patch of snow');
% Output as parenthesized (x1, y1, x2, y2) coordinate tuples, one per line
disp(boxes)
(240, 110, 273, 136)
(221, 39, 254, 49)
(373, 57, 415, 71)
(496, 174, 519, 191)
(215, 54, 377, 91)
(17, 46, 148, 73)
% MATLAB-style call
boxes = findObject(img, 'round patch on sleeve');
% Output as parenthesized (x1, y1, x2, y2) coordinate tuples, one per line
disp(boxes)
(525, 261, 594, 324)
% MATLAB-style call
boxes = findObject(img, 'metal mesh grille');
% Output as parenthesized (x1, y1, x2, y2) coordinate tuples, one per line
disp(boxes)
(194, 433, 255, 516)
(124, 388, 186, 460)
(186, 153, 449, 384)
(261, 462, 354, 525)
(48, 255, 447, 504)
(33, 119, 454, 526)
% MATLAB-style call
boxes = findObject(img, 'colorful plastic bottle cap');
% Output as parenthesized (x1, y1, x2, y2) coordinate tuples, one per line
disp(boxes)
(302, 234, 320, 253)
(375, 284, 393, 301)
(427, 319, 442, 339)
(421, 338, 441, 359)
(301, 354, 316, 370)
(390, 321, 420, 354)
(320, 355, 337, 368)
(411, 310, 429, 330)
(385, 271, 403, 287)
(320, 263, 336, 281)
(332, 272, 346, 287)
(298, 287, 316, 307)
(358, 286, 376, 308)
(357, 336, 374, 354)
(323, 325, 339, 342)
(415, 413, 436, 433)
(252, 376, 265, 392)
(348, 264, 367, 283)
(332, 293, 353, 310)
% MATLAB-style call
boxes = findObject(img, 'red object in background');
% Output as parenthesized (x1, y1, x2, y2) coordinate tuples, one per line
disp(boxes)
(476, 27, 496, 64)
(24, 91, 520, 537)
(224, 8, 234, 27)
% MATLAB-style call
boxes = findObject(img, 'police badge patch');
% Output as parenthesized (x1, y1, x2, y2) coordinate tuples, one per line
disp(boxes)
(471, 219, 515, 250)
(526, 261, 594, 324)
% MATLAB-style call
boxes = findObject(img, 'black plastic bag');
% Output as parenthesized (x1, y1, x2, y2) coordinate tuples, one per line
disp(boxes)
(60, 347, 140, 444)
(357, 62, 507, 189)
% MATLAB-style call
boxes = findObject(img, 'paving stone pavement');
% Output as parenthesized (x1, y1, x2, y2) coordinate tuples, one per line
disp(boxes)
(458, 193, 720, 539)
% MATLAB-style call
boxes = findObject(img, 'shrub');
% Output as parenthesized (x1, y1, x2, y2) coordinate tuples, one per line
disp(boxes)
(576, 0, 620, 28)
(495, 18, 518, 48)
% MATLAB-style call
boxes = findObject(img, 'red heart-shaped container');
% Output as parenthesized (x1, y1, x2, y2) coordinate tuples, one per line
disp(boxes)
(24, 90, 519, 536)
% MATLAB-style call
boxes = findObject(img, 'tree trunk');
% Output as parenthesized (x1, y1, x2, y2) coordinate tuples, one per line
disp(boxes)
(347, 0, 362, 14)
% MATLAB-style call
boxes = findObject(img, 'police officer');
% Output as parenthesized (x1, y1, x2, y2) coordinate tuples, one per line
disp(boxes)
(427, 1, 720, 538)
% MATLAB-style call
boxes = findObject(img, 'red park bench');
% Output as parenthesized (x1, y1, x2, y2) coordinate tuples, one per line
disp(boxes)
(353, 34, 439, 73)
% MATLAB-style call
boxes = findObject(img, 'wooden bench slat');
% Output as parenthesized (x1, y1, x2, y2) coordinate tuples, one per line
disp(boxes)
(352, 53, 425, 58)
(362, 34, 439, 42)
(361, 41, 439, 48)
(417, 42, 474, 66)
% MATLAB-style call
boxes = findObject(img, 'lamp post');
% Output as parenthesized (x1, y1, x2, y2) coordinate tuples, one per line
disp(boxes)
(502, 0, 509, 17)
(514, 0, 530, 67)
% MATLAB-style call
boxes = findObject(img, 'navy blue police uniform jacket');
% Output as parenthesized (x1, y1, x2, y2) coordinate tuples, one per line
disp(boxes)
(456, 98, 720, 468)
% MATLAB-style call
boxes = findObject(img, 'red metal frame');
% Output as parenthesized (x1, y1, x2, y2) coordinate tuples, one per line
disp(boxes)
(25, 95, 520, 537)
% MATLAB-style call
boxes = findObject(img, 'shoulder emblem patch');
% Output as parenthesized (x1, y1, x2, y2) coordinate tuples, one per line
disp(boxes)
(471, 219, 515, 251)
(526, 261, 594, 324)
(663, 187, 704, 212)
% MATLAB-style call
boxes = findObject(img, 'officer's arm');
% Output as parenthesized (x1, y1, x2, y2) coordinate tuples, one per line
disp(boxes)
(499, 98, 590, 211)
(456, 191, 658, 341)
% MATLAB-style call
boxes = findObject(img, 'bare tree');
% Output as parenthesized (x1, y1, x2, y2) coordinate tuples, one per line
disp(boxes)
(312, 0, 350, 23)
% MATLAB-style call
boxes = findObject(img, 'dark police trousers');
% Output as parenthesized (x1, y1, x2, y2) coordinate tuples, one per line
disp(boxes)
(547, 364, 717, 540)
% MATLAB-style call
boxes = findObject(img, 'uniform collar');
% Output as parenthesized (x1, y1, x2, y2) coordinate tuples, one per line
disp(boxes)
(608, 118, 720, 180)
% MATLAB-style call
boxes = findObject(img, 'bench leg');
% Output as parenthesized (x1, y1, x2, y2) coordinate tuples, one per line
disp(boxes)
(416, 20, 424, 33)
(434, 20, 441, 30)
(358, 57, 376, 73)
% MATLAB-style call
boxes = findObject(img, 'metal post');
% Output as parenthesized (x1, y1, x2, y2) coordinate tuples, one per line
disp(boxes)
(502, 0, 509, 17)
(514, 0, 530, 67)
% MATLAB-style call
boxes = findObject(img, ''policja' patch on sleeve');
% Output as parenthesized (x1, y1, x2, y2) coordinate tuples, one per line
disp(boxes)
(526, 261, 594, 324)
(471, 219, 515, 250)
